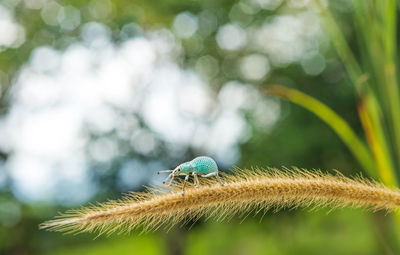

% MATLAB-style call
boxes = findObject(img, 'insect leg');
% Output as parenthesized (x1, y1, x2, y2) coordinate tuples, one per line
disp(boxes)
(193, 172, 199, 188)
(166, 173, 175, 186)
(201, 172, 226, 186)
(216, 172, 226, 187)
(182, 174, 190, 197)
(201, 172, 217, 177)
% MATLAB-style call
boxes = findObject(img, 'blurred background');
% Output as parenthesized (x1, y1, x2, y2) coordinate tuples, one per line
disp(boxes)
(0, 0, 396, 254)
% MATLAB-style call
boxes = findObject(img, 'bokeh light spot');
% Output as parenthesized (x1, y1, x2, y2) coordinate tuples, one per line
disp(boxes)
(216, 23, 247, 51)
(240, 54, 270, 81)
(41, 1, 63, 26)
(0, 5, 25, 49)
(301, 54, 326, 76)
(172, 12, 198, 39)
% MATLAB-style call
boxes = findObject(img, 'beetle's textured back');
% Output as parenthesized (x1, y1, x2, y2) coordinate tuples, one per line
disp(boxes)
(191, 156, 218, 174)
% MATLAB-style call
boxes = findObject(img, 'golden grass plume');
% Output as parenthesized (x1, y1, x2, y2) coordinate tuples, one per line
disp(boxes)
(40, 168, 400, 236)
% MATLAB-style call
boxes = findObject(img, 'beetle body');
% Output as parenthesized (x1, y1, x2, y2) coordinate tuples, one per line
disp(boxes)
(157, 156, 225, 196)
(180, 156, 218, 175)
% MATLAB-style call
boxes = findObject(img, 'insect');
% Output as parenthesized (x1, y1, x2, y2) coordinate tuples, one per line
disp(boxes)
(157, 156, 226, 196)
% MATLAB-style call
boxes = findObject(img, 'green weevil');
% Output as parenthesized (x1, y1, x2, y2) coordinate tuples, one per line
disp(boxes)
(157, 156, 226, 196)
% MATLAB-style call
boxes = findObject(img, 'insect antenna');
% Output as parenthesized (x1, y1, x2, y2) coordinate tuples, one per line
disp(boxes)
(162, 173, 174, 184)
(159, 166, 181, 185)
(157, 170, 173, 174)
(157, 170, 174, 184)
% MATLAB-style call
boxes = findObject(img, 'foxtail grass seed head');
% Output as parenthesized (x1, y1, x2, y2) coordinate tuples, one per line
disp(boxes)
(40, 168, 400, 236)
